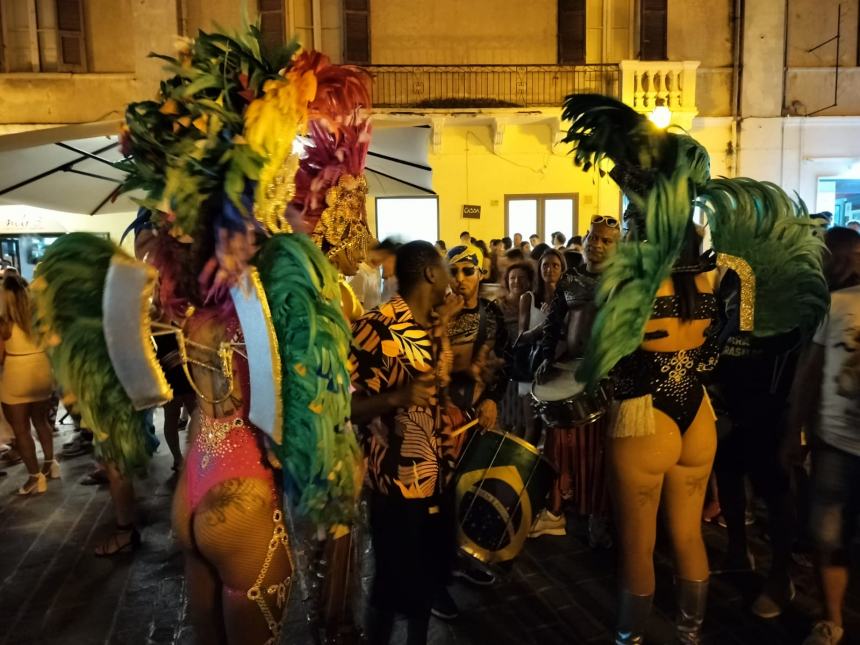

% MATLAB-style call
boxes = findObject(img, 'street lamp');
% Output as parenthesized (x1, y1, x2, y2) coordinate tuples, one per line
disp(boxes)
(649, 99, 671, 129)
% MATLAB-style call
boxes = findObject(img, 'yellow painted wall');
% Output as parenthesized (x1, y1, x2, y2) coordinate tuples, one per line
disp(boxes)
(185, 0, 244, 36)
(86, 0, 135, 72)
(427, 123, 621, 245)
(370, 0, 558, 64)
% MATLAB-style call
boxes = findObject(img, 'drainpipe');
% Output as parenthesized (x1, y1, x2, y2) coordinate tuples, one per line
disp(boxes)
(730, 0, 744, 177)
(312, 0, 322, 50)
(177, 0, 188, 36)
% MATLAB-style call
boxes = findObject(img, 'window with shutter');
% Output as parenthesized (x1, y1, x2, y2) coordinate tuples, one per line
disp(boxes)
(640, 0, 667, 61)
(258, 0, 286, 52)
(54, 0, 85, 70)
(558, 0, 586, 64)
(343, 0, 369, 65)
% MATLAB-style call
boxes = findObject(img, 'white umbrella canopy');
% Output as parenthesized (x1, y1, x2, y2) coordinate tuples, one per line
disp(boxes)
(0, 121, 140, 216)
(0, 121, 434, 218)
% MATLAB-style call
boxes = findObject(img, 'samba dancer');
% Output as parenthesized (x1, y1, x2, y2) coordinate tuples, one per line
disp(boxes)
(31, 29, 368, 644)
(350, 241, 458, 645)
(564, 94, 828, 645)
(531, 215, 620, 545)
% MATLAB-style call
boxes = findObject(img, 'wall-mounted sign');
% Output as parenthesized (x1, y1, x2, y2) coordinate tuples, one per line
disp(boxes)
(462, 204, 481, 219)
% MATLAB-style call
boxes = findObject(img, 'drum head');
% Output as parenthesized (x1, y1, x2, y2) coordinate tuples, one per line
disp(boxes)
(532, 361, 585, 402)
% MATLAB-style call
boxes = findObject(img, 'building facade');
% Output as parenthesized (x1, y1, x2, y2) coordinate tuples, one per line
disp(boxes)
(1, 0, 859, 244)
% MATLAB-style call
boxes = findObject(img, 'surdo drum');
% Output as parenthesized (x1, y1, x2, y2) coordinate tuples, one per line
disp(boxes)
(454, 429, 553, 564)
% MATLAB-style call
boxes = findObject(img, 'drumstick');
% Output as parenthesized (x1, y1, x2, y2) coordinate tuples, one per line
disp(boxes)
(451, 417, 480, 437)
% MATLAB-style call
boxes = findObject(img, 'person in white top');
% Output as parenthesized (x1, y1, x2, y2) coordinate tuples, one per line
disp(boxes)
(789, 226, 860, 645)
(349, 239, 399, 310)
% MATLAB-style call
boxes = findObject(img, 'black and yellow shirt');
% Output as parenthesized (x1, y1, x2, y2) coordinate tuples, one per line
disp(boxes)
(350, 296, 454, 498)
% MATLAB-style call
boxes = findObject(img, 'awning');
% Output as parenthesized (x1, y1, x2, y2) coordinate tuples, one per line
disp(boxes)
(0, 121, 435, 216)
(366, 126, 435, 196)
(0, 120, 138, 216)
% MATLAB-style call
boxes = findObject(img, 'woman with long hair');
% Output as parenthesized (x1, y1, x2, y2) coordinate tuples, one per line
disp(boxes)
(515, 249, 565, 443)
(497, 261, 535, 436)
(0, 274, 57, 494)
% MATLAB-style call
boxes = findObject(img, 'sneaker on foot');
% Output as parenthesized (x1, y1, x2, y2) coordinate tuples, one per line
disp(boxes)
(529, 509, 566, 538)
(62, 438, 93, 457)
(752, 579, 795, 618)
(431, 588, 459, 621)
(453, 561, 496, 586)
(803, 621, 844, 645)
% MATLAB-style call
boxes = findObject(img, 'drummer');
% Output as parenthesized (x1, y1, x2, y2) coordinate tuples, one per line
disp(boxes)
(531, 215, 620, 546)
(446, 244, 508, 433)
(436, 244, 508, 613)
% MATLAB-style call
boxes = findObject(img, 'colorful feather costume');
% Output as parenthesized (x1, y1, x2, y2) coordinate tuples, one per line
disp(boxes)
(31, 233, 156, 474)
(33, 18, 364, 528)
(562, 94, 828, 387)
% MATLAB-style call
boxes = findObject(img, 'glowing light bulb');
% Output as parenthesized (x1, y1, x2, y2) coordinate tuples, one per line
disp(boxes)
(649, 105, 672, 129)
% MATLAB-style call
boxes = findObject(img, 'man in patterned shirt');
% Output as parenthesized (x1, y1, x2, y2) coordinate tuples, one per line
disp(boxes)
(350, 240, 460, 645)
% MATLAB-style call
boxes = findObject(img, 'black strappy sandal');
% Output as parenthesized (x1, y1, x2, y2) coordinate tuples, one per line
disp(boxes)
(94, 524, 141, 557)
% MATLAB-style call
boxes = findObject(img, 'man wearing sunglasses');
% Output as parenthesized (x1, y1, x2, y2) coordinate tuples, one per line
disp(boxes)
(531, 214, 620, 545)
(429, 244, 507, 615)
(446, 245, 508, 432)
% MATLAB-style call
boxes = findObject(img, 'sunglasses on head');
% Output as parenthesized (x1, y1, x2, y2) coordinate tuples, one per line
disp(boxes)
(450, 266, 478, 277)
(591, 216, 620, 228)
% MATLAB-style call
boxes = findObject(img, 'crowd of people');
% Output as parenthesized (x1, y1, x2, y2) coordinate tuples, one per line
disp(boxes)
(3, 24, 860, 645)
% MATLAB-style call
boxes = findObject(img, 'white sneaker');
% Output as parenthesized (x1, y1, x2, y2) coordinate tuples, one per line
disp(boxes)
(803, 621, 844, 645)
(529, 509, 566, 538)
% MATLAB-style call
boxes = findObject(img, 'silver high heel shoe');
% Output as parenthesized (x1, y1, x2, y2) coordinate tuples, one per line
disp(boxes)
(615, 589, 653, 644)
(676, 578, 709, 644)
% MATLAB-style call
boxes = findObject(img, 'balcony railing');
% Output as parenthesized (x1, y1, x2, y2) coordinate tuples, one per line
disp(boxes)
(364, 64, 620, 109)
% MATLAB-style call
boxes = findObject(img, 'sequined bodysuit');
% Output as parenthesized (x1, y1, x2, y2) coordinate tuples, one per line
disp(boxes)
(184, 317, 276, 511)
(613, 291, 720, 434)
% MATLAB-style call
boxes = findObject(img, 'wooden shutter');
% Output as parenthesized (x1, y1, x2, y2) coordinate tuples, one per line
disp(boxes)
(558, 0, 586, 64)
(258, 0, 285, 52)
(55, 0, 85, 70)
(344, 0, 369, 65)
(640, 0, 667, 60)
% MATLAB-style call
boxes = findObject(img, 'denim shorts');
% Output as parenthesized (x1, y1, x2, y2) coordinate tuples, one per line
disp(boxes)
(810, 441, 860, 558)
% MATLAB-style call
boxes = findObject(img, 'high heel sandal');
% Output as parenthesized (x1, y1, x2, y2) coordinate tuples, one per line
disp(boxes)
(42, 459, 61, 480)
(94, 524, 141, 557)
(17, 472, 48, 496)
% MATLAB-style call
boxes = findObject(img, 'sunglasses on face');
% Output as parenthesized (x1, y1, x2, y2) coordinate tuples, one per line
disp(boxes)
(591, 215, 620, 228)
(450, 266, 478, 277)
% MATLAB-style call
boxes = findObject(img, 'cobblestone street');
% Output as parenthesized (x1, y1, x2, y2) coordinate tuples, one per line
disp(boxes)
(0, 419, 858, 645)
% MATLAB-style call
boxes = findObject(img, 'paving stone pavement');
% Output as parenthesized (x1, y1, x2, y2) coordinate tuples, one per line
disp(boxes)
(0, 417, 858, 645)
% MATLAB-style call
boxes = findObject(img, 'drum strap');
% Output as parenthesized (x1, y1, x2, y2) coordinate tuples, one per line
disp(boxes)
(472, 299, 489, 362)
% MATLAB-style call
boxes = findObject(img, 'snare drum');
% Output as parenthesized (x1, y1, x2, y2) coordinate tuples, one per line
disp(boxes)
(531, 360, 609, 428)
(455, 429, 553, 564)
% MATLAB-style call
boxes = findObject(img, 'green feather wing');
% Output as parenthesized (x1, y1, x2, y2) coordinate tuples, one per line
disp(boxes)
(698, 178, 829, 337)
(560, 93, 710, 187)
(255, 233, 359, 526)
(578, 168, 694, 387)
(32, 233, 154, 473)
